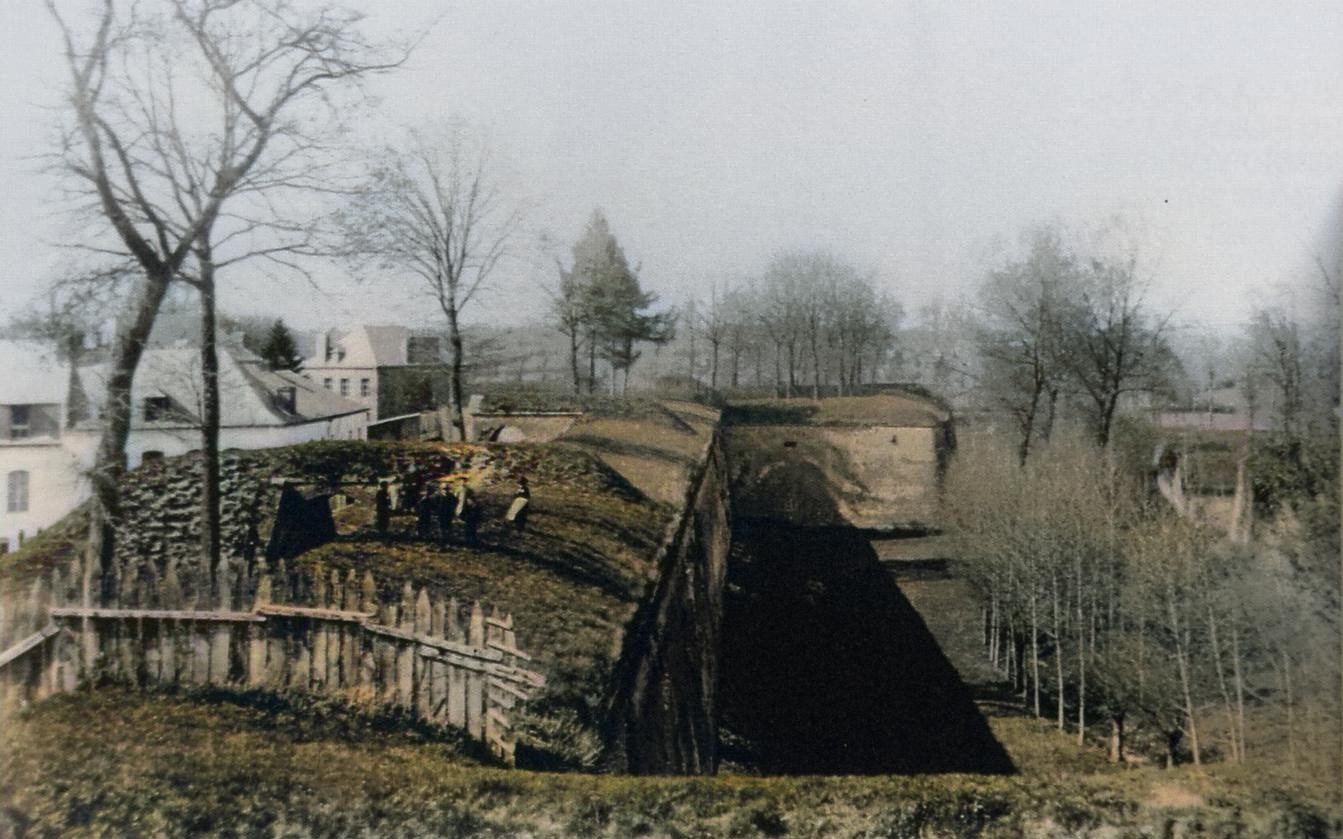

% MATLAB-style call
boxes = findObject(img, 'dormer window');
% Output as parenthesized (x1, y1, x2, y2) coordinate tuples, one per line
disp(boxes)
(143, 396, 173, 422)
(274, 386, 297, 414)
(9, 405, 29, 439)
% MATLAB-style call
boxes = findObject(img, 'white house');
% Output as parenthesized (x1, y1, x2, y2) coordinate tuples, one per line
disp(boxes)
(304, 325, 442, 421)
(0, 341, 85, 552)
(0, 340, 370, 553)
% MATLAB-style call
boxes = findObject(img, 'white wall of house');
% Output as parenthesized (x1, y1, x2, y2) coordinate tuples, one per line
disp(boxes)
(0, 440, 87, 552)
(302, 365, 380, 420)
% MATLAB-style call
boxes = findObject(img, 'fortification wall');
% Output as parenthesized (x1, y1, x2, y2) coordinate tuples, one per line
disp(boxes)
(724, 423, 951, 531)
(601, 423, 731, 775)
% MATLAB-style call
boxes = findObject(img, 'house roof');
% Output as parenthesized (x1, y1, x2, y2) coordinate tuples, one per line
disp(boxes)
(247, 367, 369, 421)
(0, 340, 70, 405)
(78, 346, 367, 429)
(362, 325, 410, 366)
(309, 324, 412, 367)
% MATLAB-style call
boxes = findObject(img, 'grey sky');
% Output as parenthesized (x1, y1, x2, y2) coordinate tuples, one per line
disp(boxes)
(1, 1, 1339, 332)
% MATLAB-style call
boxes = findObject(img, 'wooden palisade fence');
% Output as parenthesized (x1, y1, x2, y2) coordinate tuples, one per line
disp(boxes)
(0, 557, 544, 764)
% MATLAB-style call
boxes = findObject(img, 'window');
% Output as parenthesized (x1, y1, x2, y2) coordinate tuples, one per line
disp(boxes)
(8, 405, 30, 439)
(143, 396, 173, 422)
(360, 378, 371, 398)
(339, 378, 350, 396)
(274, 386, 297, 413)
(7, 470, 29, 512)
(323, 378, 333, 391)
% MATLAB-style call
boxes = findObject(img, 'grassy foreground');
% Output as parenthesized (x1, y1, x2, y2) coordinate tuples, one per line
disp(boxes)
(1, 689, 1338, 839)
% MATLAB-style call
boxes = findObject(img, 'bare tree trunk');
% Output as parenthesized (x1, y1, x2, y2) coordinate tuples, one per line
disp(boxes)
(1174, 622, 1202, 766)
(1077, 555, 1087, 746)
(773, 341, 782, 397)
(1031, 588, 1041, 717)
(447, 302, 467, 442)
(1231, 624, 1247, 762)
(1206, 605, 1238, 762)
(568, 329, 582, 394)
(786, 342, 796, 397)
(1053, 572, 1065, 731)
(709, 340, 720, 392)
(588, 328, 597, 394)
(1109, 713, 1125, 763)
(86, 271, 174, 604)
(197, 250, 223, 605)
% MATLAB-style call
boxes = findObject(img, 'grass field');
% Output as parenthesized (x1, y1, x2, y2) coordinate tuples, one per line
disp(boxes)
(1, 687, 1337, 838)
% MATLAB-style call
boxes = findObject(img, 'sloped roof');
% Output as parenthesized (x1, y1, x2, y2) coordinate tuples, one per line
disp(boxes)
(78, 347, 366, 429)
(362, 325, 409, 366)
(0, 340, 69, 405)
(248, 367, 368, 421)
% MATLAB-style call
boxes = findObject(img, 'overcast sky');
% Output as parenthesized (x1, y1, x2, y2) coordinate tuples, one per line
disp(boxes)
(1, 1, 1339, 333)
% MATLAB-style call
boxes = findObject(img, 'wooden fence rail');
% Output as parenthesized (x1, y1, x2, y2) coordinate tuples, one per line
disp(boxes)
(0, 558, 544, 765)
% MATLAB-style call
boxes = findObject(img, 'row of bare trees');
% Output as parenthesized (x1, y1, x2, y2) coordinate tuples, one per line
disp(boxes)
(674, 251, 902, 397)
(976, 225, 1178, 460)
(947, 432, 1338, 775)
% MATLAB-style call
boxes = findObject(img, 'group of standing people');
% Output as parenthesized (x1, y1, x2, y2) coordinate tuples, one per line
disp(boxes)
(373, 470, 530, 547)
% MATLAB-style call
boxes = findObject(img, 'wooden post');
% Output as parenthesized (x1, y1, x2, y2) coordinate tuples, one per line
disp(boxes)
(446, 598, 466, 727)
(357, 572, 377, 697)
(466, 601, 485, 739)
(414, 588, 432, 719)
(378, 601, 397, 703)
(327, 568, 343, 689)
(311, 566, 328, 690)
(248, 575, 271, 687)
(79, 553, 98, 677)
(395, 583, 414, 708)
(431, 596, 448, 722)
(208, 563, 232, 685)
(342, 568, 359, 687)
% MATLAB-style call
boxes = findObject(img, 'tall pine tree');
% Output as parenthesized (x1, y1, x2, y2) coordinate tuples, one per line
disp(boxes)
(261, 319, 304, 372)
(566, 210, 673, 394)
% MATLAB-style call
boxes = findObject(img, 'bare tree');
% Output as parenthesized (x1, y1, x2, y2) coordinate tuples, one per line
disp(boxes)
(550, 262, 588, 394)
(1057, 255, 1176, 448)
(344, 125, 519, 441)
(977, 226, 1074, 464)
(47, 0, 401, 600)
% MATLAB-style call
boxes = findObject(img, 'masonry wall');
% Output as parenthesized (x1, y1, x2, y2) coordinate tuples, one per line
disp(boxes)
(724, 423, 952, 531)
(601, 425, 731, 775)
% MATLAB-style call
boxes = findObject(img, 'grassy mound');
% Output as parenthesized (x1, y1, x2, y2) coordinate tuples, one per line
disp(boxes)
(0, 435, 689, 767)
(2, 689, 1337, 839)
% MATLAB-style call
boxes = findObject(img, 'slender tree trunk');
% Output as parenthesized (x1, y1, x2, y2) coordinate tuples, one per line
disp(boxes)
(446, 300, 468, 442)
(1206, 605, 1238, 762)
(809, 329, 821, 400)
(197, 249, 223, 604)
(1031, 588, 1041, 718)
(86, 270, 174, 605)
(1053, 572, 1065, 731)
(587, 328, 597, 394)
(1231, 624, 1247, 762)
(773, 341, 783, 397)
(1109, 713, 1125, 763)
(1077, 581, 1087, 746)
(1041, 386, 1059, 441)
(710, 340, 720, 392)
(568, 329, 581, 394)
(786, 341, 796, 397)
(1173, 615, 1202, 766)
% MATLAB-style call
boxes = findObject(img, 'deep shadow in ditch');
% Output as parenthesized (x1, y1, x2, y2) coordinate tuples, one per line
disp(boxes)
(720, 514, 1015, 775)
